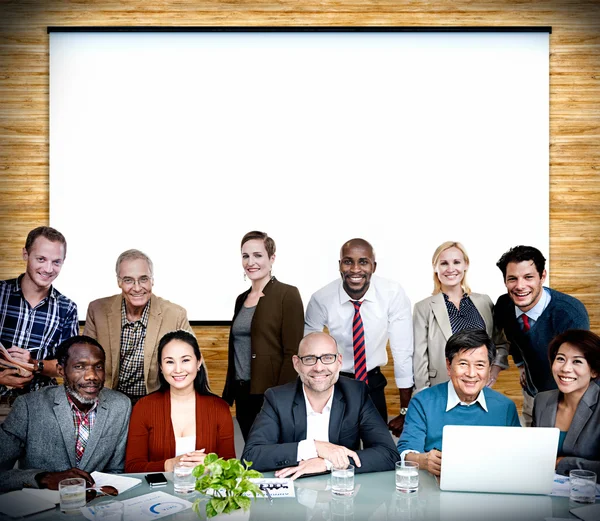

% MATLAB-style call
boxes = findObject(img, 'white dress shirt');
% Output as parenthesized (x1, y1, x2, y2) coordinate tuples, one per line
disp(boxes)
(445, 381, 488, 412)
(296, 386, 335, 463)
(304, 275, 414, 388)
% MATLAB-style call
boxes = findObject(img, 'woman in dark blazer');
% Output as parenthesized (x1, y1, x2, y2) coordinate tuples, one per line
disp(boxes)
(222, 231, 304, 441)
(413, 241, 508, 392)
(533, 329, 600, 475)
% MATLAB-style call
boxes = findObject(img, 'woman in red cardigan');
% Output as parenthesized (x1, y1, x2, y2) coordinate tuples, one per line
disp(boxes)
(125, 330, 236, 472)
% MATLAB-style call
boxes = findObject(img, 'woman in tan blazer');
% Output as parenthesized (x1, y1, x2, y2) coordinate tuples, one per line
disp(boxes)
(413, 241, 508, 392)
(222, 231, 304, 441)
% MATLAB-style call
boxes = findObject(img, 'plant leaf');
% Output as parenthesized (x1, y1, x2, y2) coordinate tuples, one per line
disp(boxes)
(235, 495, 252, 511)
(205, 501, 217, 519)
(211, 497, 228, 515)
(205, 453, 219, 465)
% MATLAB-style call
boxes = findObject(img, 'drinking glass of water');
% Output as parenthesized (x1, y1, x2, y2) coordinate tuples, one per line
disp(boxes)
(331, 464, 355, 496)
(174, 463, 196, 494)
(569, 469, 596, 504)
(396, 461, 419, 493)
(59, 477, 86, 513)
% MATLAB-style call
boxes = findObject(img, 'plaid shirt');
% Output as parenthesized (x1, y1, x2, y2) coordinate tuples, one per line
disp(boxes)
(67, 392, 98, 465)
(0, 275, 79, 397)
(117, 299, 150, 397)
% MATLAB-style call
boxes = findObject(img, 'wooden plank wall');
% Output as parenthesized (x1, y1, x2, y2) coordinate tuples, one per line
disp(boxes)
(1, 0, 598, 415)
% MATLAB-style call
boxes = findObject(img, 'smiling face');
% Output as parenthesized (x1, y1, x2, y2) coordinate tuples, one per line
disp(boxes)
(160, 339, 202, 393)
(59, 343, 105, 410)
(22, 237, 66, 292)
(242, 239, 275, 284)
(504, 260, 546, 312)
(552, 342, 598, 398)
(339, 241, 377, 300)
(293, 334, 342, 397)
(435, 246, 468, 291)
(118, 258, 154, 312)
(446, 345, 490, 404)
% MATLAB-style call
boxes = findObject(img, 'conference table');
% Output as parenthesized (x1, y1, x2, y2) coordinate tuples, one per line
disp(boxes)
(0, 470, 587, 521)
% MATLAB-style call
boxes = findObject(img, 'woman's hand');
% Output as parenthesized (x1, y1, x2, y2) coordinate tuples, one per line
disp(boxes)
(179, 449, 207, 467)
(164, 450, 206, 472)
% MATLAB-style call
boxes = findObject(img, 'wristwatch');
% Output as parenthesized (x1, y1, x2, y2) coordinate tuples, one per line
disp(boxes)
(32, 360, 44, 374)
(399, 407, 408, 416)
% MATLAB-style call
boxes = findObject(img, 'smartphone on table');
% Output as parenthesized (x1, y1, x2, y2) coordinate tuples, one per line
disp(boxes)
(145, 473, 168, 487)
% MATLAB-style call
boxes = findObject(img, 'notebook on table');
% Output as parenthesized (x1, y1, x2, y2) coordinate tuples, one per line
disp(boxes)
(440, 425, 559, 495)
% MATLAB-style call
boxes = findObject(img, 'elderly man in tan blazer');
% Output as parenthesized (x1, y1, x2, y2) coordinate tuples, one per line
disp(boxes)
(83, 249, 192, 403)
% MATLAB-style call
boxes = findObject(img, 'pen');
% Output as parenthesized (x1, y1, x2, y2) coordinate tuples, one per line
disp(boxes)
(263, 486, 273, 504)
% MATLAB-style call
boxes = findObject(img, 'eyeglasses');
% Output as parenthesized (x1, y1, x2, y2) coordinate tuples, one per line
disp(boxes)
(85, 485, 118, 503)
(119, 276, 152, 287)
(297, 354, 338, 366)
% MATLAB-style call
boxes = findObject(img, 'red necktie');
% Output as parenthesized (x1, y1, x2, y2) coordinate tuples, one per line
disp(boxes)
(522, 314, 531, 332)
(352, 301, 368, 383)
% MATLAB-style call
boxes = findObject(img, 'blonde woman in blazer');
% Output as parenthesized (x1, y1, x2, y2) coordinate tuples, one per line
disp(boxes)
(413, 241, 508, 392)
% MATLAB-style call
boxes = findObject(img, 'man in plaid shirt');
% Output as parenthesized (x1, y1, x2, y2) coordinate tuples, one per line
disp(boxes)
(0, 227, 78, 422)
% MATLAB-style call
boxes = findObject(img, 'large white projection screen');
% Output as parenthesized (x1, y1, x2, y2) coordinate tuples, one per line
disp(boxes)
(49, 29, 549, 322)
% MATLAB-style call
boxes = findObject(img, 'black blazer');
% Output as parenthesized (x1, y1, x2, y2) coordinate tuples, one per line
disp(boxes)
(241, 376, 399, 473)
(223, 277, 304, 404)
(533, 380, 600, 475)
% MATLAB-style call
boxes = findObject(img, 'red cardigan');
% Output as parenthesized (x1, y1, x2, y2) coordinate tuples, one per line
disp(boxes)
(125, 389, 236, 472)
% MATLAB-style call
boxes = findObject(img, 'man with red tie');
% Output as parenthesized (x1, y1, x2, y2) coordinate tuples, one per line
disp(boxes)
(305, 239, 413, 436)
(494, 245, 589, 426)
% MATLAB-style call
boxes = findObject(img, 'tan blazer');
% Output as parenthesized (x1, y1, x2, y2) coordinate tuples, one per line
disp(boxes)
(412, 292, 508, 392)
(83, 293, 193, 393)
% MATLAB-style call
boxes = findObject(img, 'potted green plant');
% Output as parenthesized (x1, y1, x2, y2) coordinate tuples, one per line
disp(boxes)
(192, 453, 264, 518)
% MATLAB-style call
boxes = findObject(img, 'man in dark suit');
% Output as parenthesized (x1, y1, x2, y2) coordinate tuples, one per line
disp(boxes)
(0, 336, 131, 492)
(242, 332, 399, 479)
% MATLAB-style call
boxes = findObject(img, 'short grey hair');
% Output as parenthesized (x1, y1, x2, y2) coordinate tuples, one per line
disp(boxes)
(115, 249, 154, 278)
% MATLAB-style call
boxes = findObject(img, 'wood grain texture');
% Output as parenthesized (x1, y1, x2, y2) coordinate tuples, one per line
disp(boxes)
(1, 0, 598, 413)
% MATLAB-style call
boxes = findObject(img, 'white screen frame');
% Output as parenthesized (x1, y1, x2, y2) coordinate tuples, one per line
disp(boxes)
(49, 27, 550, 322)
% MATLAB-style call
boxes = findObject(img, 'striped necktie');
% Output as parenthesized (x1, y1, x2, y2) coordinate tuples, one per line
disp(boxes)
(352, 301, 368, 383)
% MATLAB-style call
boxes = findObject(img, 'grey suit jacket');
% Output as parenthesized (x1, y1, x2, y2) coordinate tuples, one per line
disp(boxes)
(83, 293, 193, 393)
(241, 377, 399, 473)
(413, 292, 509, 391)
(0, 385, 131, 492)
(533, 380, 600, 475)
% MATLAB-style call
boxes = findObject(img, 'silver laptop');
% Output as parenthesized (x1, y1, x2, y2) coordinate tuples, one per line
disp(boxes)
(440, 425, 559, 495)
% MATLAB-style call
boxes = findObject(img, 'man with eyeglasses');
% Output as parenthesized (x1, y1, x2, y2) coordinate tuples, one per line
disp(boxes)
(83, 249, 192, 404)
(242, 332, 399, 479)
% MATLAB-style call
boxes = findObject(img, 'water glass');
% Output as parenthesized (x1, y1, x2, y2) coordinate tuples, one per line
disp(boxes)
(396, 461, 419, 493)
(570, 469, 596, 504)
(331, 465, 355, 496)
(59, 477, 86, 514)
(174, 463, 196, 494)
(94, 500, 124, 521)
